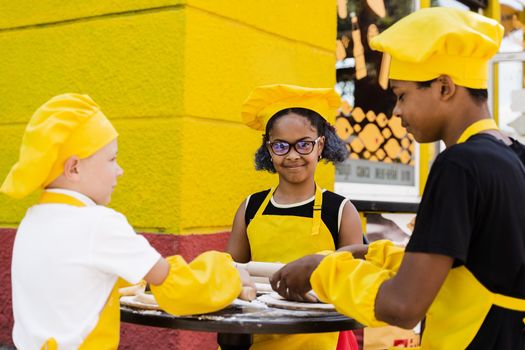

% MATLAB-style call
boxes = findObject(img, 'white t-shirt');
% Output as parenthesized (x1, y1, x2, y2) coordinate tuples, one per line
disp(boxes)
(12, 189, 161, 350)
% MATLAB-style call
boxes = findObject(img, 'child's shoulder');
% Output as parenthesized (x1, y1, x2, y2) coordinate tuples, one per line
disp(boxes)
(321, 189, 346, 202)
(247, 188, 272, 203)
(81, 205, 130, 225)
(440, 134, 515, 166)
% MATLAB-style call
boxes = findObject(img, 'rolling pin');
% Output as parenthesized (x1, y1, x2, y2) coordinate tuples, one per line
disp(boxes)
(251, 276, 270, 284)
(234, 261, 284, 278)
(254, 283, 273, 293)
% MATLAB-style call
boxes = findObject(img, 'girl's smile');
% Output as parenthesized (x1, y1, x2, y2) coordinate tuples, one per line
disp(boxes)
(267, 113, 324, 186)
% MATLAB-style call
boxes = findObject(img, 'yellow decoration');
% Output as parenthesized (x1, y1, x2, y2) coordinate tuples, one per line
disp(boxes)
(350, 138, 365, 153)
(366, 110, 377, 122)
(376, 149, 386, 160)
(360, 124, 384, 152)
(340, 100, 353, 116)
(384, 138, 401, 159)
(376, 112, 388, 128)
(388, 117, 407, 139)
(241, 84, 341, 131)
(334, 117, 353, 141)
(351, 107, 366, 123)
(400, 150, 411, 164)
(1, 94, 117, 199)
(370, 7, 504, 89)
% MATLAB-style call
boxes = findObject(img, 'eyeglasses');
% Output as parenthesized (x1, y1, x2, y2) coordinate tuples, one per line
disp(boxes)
(267, 137, 322, 156)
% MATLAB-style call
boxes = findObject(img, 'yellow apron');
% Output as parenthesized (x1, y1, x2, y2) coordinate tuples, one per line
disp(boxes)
(247, 185, 339, 350)
(39, 191, 125, 350)
(422, 119, 525, 348)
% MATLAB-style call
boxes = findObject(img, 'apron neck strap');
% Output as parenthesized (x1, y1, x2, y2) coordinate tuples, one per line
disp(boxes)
(254, 188, 275, 218)
(254, 185, 323, 236)
(457, 119, 499, 144)
(311, 184, 323, 236)
(39, 191, 87, 207)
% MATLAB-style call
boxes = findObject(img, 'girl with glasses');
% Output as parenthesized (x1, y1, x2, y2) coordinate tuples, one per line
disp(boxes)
(226, 84, 364, 350)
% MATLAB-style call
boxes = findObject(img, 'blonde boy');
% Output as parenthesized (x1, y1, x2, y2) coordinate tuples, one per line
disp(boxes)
(2, 94, 249, 349)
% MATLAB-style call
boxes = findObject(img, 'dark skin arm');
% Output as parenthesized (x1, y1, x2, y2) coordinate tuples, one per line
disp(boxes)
(337, 201, 365, 247)
(226, 199, 251, 263)
(269, 244, 370, 295)
(271, 251, 453, 329)
(336, 243, 369, 258)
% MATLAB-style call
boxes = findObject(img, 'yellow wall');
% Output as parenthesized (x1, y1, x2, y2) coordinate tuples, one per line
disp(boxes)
(0, 1, 337, 234)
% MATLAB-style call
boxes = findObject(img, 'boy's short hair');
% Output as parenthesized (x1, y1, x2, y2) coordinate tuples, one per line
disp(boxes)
(1, 94, 117, 199)
(370, 7, 503, 89)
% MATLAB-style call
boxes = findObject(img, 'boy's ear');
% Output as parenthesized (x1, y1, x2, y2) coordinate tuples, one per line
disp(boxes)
(436, 75, 456, 100)
(63, 156, 81, 181)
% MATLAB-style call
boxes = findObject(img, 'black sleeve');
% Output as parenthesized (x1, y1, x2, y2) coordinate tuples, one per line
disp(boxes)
(406, 156, 480, 263)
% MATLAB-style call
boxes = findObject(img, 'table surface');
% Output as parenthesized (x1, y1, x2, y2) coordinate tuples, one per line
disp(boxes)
(121, 298, 363, 334)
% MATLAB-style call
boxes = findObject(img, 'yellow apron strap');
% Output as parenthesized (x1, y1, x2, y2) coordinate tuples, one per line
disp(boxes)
(254, 188, 275, 219)
(78, 278, 127, 349)
(457, 119, 499, 144)
(41, 338, 58, 350)
(254, 185, 322, 236)
(39, 191, 86, 207)
(311, 184, 323, 236)
(493, 293, 525, 312)
(456, 120, 525, 318)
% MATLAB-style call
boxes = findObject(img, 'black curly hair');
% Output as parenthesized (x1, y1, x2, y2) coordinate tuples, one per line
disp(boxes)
(255, 108, 349, 173)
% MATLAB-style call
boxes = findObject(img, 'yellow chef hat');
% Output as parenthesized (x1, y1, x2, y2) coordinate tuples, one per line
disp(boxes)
(1, 93, 118, 199)
(369, 7, 503, 89)
(241, 84, 341, 131)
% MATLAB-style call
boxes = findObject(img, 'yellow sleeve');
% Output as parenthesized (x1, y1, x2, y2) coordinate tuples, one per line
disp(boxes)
(365, 239, 405, 272)
(310, 252, 393, 327)
(150, 251, 241, 316)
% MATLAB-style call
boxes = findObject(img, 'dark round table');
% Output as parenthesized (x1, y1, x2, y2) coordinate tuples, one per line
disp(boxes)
(121, 299, 363, 349)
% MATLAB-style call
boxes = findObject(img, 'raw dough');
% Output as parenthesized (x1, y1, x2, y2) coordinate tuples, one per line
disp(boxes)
(257, 292, 336, 311)
(120, 293, 160, 310)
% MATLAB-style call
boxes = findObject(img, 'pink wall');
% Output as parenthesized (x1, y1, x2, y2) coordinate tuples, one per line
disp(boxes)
(0, 228, 230, 349)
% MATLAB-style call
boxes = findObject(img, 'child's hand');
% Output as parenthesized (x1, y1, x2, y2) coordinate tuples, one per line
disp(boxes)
(270, 254, 324, 301)
(236, 266, 256, 301)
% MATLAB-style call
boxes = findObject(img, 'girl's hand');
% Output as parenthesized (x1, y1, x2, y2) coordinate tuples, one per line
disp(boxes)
(270, 254, 325, 301)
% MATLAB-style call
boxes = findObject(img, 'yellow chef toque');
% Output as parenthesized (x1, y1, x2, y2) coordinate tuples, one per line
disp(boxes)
(241, 84, 341, 131)
(1, 93, 118, 199)
(369, 7, 504, 89)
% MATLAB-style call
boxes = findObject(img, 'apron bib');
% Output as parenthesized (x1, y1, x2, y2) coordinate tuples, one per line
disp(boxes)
(248, 185, 335, 263)
(420, 119, 525, 348)
(247, 185, 338, 349)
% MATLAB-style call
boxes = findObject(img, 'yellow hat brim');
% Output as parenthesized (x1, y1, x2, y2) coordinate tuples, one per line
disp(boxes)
(241, 84, 341, 131)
